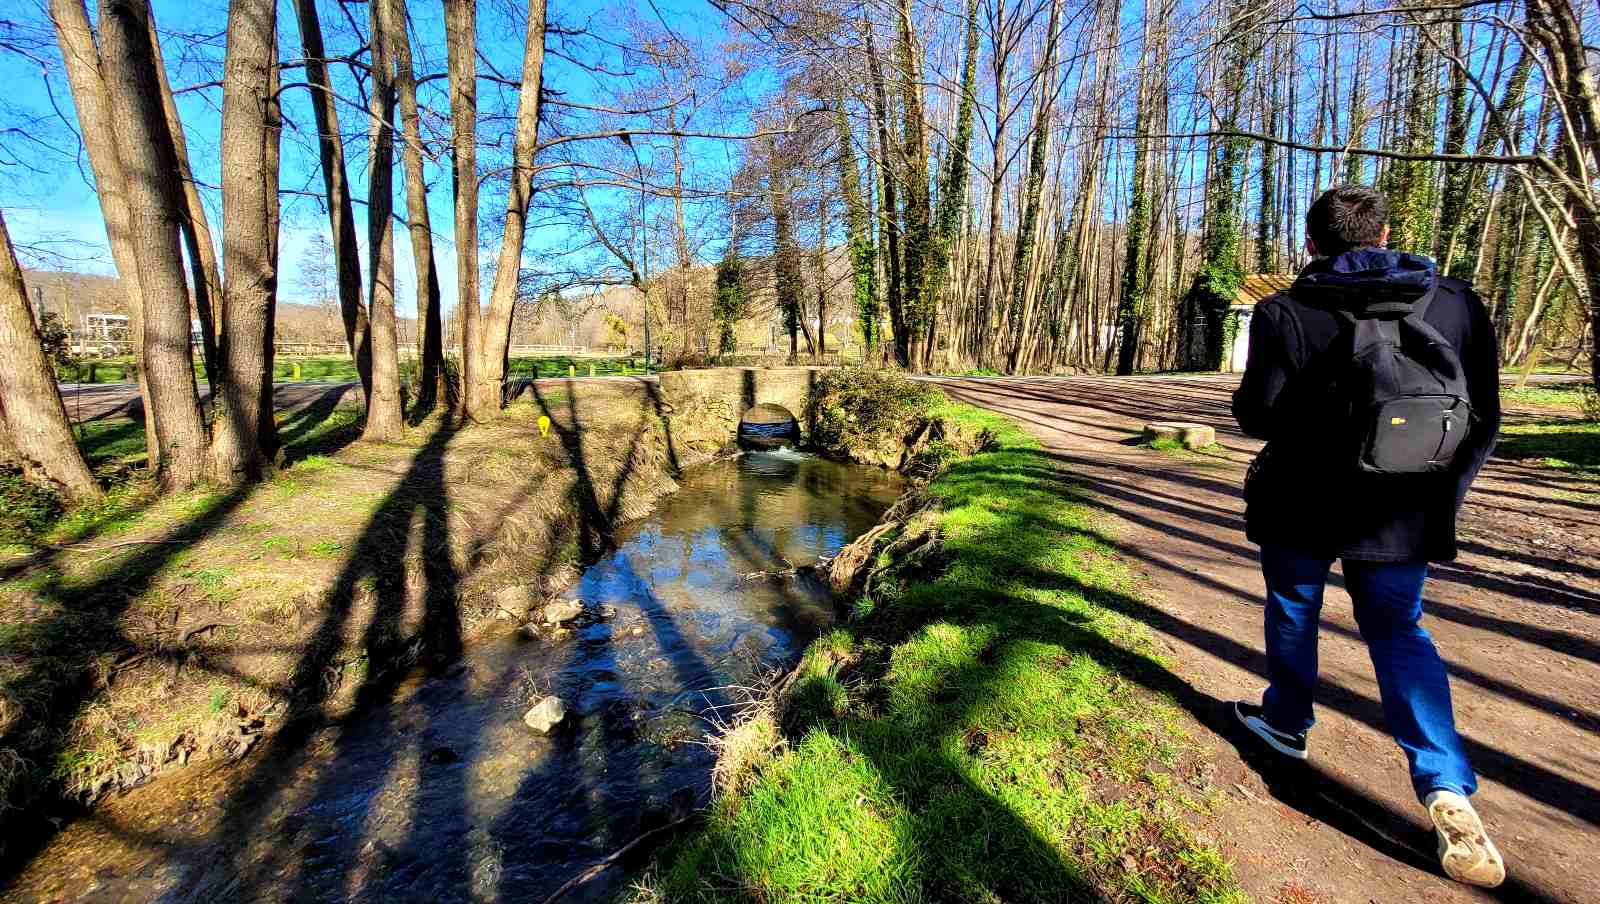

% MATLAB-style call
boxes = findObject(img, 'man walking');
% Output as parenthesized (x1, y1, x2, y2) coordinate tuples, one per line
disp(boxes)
(1231, 184, 1505, 887)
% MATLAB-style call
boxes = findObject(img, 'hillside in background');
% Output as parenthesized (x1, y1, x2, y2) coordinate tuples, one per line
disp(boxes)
(23, 269, 415, 345)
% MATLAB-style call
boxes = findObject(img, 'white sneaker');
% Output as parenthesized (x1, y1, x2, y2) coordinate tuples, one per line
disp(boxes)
(1424, 790, 1505, 888)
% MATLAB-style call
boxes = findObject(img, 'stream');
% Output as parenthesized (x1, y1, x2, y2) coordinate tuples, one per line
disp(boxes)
(9, 450, 903, 904)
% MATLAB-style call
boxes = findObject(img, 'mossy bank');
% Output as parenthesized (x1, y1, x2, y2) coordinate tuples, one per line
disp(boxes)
(637, 372, 1245, 903)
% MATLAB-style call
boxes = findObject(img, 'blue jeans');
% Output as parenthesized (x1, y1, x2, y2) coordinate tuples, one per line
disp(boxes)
(1259, 546, 1476, 802)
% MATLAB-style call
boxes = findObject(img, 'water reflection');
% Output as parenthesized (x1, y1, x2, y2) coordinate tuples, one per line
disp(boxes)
(11, 453, 902, 904)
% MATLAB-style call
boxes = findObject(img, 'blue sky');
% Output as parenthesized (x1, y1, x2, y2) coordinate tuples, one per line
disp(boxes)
(1, 0, 762, 318)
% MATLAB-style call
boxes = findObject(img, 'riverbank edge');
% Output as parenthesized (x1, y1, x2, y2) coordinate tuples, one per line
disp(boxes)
(0, 383, 749, 861)
(632, 398, 1247, 903)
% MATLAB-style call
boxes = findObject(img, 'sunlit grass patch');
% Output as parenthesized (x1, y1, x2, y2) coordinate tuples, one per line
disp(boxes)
(646, 404, 1244, 904)
(1500, 380, 1594, 415)
(1496, 419, 1600, 476)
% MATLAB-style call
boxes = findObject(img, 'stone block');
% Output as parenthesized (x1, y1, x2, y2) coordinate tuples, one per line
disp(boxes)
(1143, 422, 1216, 450)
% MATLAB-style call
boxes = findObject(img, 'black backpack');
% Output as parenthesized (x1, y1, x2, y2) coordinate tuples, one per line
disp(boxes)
(1335, 290, 1474, 474)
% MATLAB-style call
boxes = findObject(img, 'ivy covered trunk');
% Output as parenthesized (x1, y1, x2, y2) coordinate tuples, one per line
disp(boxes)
(835, 93, 878, 354)
(1181, 14, 1247, 372)
(1382, 21, 1440, 254)
(921, 0, 980, 369)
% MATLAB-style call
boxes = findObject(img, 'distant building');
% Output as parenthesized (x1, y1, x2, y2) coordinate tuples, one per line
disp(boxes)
(1226, 274, 1295, 372)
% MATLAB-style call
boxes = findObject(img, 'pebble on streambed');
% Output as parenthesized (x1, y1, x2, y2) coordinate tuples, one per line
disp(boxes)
(523, 695, 568, 734)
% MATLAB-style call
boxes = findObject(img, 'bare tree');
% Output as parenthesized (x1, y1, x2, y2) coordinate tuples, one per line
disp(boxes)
(444, 0, 480, 418)
(465, 0, 547, 421)
(48, 0, 157, 464)
(388, 0, 445, 414)
(292, 0, 372, 401)
(211, 0, 281, 481)
(0, 209, 100, 499)
(97, 0, 208, 490)
(363, 0, 404, 440)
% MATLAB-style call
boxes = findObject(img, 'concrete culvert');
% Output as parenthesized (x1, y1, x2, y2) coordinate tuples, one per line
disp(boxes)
(738, 403, 799, 449)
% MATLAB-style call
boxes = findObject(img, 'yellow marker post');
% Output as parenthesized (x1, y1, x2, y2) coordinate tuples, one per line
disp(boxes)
(589, 364, 596, 377)
(291, 362, 302, 381)
(569, 364, 576, 378)
(538, 415, 551, 438)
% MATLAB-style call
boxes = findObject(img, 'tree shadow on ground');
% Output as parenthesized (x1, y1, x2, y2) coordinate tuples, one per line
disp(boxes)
(697, 443, 1573, 904)
(980, 450, 1575, 901)
(115, 379, 722, 901)
(0, 482, 252, 885)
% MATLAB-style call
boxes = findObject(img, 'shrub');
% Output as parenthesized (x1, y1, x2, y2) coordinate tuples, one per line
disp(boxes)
(1582, 385, 1600, 422)
(0, 467, 66, 547)
(805, 368, 943, 464)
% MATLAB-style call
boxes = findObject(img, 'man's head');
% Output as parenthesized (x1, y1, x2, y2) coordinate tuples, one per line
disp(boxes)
(1305, 184, 1391, 257)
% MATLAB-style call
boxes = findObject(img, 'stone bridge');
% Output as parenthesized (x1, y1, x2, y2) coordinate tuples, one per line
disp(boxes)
(503, 366, 826, 468)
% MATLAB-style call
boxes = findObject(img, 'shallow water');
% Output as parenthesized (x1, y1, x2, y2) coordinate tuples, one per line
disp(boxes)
(8, 452, 902, 904)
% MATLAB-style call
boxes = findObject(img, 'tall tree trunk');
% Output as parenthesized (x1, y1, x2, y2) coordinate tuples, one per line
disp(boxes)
(1522, 0, 1600, 390)
(469, 0, 547, 419)
(1117, 5, 1159, 376)
(864, 23, 905, 366)
(388, 0, 444, 415)
(147, 11, 222, 390)
(1435, 19, 1473, 266)
(977, 0, 1010, 369)
(48, 0, 159, 468)
(0, 211, 101, 499)
(1451, 49, 1531, 280)
(292, 0, 371, 401)
(835, 91, 878, 354)
(1004, 0, 1064, 374)
(1181, 9, 1247, 372)
(211, 0, 281, 481)
(1255, 37, 1280, 273)
(260, 47, 281, 454)
(363, 0, 403, 441)
(893, 0, 932, 368)
(770, 145, 804, 361)
(1382, 20, 1440, 253)
(922, 0, 981, 371)
(1343, 36, 1369, 183)
(98, 0, 208, 490)
(669, 105, 692, 358)
(444, 0, 479, 415)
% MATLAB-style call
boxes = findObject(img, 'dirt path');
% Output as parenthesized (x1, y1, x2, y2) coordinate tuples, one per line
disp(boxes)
(931, 375, 1598, 904)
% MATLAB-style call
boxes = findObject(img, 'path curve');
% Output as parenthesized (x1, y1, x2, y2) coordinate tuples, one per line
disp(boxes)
(930, 374, 1598, 904)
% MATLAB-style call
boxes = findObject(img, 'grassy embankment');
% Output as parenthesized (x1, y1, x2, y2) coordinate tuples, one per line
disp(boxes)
(639, 376, 1243, 903)
(0, 381, 695, 837)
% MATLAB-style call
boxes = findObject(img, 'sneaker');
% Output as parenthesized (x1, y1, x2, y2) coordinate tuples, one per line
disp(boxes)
(1425, 790, 1506, 888)
(1233, 701, 1309, 760)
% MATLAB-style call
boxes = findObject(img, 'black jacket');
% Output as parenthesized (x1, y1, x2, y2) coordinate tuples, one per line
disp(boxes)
(1231, 248, 1501, 563)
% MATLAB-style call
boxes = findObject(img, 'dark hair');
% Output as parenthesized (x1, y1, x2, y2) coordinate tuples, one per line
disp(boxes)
(1305, 184, 1389, 255)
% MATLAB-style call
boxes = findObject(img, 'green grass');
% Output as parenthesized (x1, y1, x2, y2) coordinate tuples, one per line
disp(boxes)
(505, 355, 643, 378)
(1496, 419, 1600, 476)
(1500, 381, 1593, 413)
(57, 354, 648, 385)
(0, 401, 361, 552)
(72, 420, 148, 465)
(646, 403, 1243, 904)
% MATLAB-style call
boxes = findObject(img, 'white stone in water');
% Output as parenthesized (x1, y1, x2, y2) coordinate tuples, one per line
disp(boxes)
(540, 599, 585, 625)
(523, 696, 567, 734)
